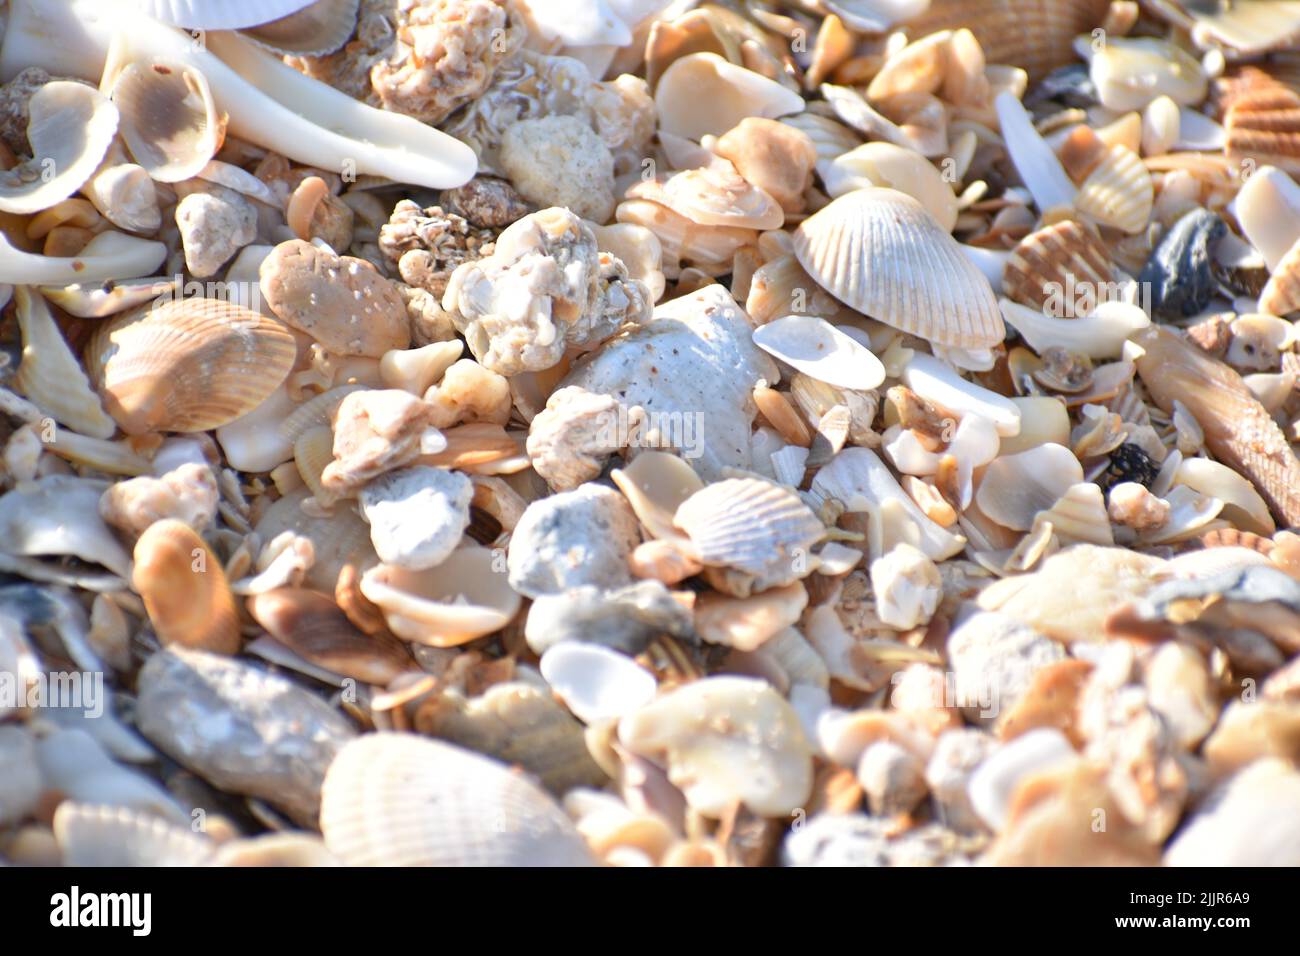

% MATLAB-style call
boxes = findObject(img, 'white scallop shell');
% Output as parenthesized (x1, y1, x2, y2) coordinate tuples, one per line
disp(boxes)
(752, 315, 886, 390)
(540, 642, 658, 724)
(793, 187, 1004, 349)
(319, 733, 596, 866)
(54, 802, 214, 866)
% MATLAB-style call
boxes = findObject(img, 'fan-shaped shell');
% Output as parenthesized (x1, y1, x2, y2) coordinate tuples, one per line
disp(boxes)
(86, 298, 297, 435)
(1002, 219, 1117, 312)
(239, 0, 360, 56)
(1224, 79, 1300, 178)
(0, 81, 119, 215)
(793, 187, 1004, 349)
(109, 58, 224, 183)
(319, 733, 596, 866)
(1074, 144, 1153, 235)
(53, 802, 214, 866)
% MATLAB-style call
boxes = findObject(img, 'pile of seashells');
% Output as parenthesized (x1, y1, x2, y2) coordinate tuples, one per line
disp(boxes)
(2, 0, 1300, 868)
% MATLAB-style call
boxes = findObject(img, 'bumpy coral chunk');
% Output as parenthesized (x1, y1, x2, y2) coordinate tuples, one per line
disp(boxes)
(99, 464, 219, 537)
(378, 199, 496, 297)
(322, 389, 445, 495)
(288, 0, 525, 125)
(441, 207, 652, 375)
(526, 385, 637, 491)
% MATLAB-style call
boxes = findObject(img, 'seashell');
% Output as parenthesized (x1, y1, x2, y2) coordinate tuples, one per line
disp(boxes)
(610, 449, 706, 543)
(1224, 78, 1300, 177)
(359, 545, 520, 647)
(1142, 95, 1181, 157)
(713, 117, 817, 215)
(36, 729, 187, 823)
(0, 475, 132, 581)
(1231, 165, 1300, 272)
(655, 53, 803, 142)
(995, 90, 1077, 214)
(380, 341, 464, 397)
(902, 0, 1109, 83)
(130, 0, 321, 30)
(0, 81, 118, 215)
(1226, 313, 1292, 371)
(1174, 456, 1275, 536)
(86, 297, 297, 435)
(1088, 37, 1207, 112)
(999, 299, 1150, 360)
(13, 287, 116, 440)
(53, 802, 214, 867)
(619, 675, 813, 817)
(901, 352, 1021, 436)
(252, 490, 375, 594)
(0, 227, 166, 286)
(1147, 0, 1300, 56)
(826, 0, 929, 33)
(780, 112, 862, 174)
(1134, 325, 1300, 527)
(1002, 219, 1117, 311)
(246, 587, 412, 685)
(320, 732, 595, 866)
(1096, 111, 1143, 154)
(1259, 235, 1300, 316)
(108, 57, 223, 183)
(821, 142, 959, 231)
(810, 447, 966, 561)
(629, 164, 784, 231)
(976, 443, 1084, 531)
(41, 276, 173, 319)
(540, 642, 658, 724)
(793, 188, 1004, 349)
(212, 385, 297, 474)
(1073, 144, 1153, 234)
(968, 728, 1077, 832)
(133, 519, 241, 655)
(239, 0, 360, 57)
(212, 832, 340, 867)
(614, 198, 756, 279)
(752, 315, 886, 391)
(673, 479, 824, 590)
(1164, 758, 1300, 867)
(1032, 482, 1113, 545)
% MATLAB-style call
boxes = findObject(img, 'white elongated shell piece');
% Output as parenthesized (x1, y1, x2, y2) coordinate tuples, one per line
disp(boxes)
(809, 447, 966, 561)
(752, 315, 886, 390)
(794, 187, 1004, 348)
(130, 0, 319, 30)
(994, 90, 1076, 214)
(54, 802, 214, 866)
(540, 642, 657, 724)
(0, 81, 118, 215)
(110, 58, 223, 183)
(320, 733, 596, 866)
(41, 276, 174, 318)
(13, 287, 117, 439)
(998, 298, 1150, 360)
(656, 53, 804, 141)
(0, 230, 166, 285)
(901, 352, 1022, 436)
(1174, 456, 1275, 536)
(1230, 166, 1300, 272)
(976, 443, 1084, 531)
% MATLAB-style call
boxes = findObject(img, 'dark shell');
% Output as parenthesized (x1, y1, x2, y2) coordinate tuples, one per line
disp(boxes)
(1138, 209, 1227, 319)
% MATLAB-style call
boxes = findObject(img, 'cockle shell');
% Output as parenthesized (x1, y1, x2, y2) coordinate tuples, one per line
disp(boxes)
(53, 802, 214, 867)
(13, 287, 116, 440)
(655, 53, 804, 141)
(1223, 79, 1300, 177)
(793, 187, 1004, 349)
(86, 298, 297, 435)
(133, 519, 241, 655)
(628, 163, 784, 231)
(108, 58, 224, 183)
(0, 81, 118, 215)
(1073, 144, 1153, 234)
(319, 733, 596, 866)
(752, 315, 886, 391)
(1002, 219, 1117, 311)
(359, 545, 520, 647)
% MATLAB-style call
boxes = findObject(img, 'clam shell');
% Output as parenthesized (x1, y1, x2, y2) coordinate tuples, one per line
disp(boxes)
(752, 315, 886, 391)
(1175, 456, 1275, 536)
(1147, 0, 1300, 56)
(656, 53, 803, 141)
(53, 802, 214, 866)
(359, 545, 520, 647)
(903, 0, 1109, 82)
(239, 0, 360, 56)
(1259, 235, 1300, 316)
(1073, 144, 1153, 234)
(133, 519, 241, 655)
(0, 81, 118, 215)
(13, 287, 116, 439)
(976, 443, 1085, 531)
(673, 478, 824, 588)
(319, 732, 595, 866)
(86, 298, 297, 435)
(293, 425, 335, 503)
(793, 187, 1004, 349)
(1002, 219, 1117, 311)
(540, 642, 658, 724)
(109, 58, 223, 183)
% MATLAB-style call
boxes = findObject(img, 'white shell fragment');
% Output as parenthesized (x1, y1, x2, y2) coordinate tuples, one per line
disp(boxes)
(902, 352, 1021, 436)
(540, 642, 658, 724)
(752, 315, 886, 390)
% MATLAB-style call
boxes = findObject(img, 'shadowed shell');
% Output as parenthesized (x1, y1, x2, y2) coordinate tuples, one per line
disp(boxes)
(108, 57, 224, 183)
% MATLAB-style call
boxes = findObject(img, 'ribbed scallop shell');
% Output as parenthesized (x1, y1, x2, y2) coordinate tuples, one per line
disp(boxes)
(86, 298, 296, 435)
(673, 478, 825, 586)
(54, 802, 214, 866)
(1259, 236, 1300, 316)
(1074, 145, 1153, 235)
(294, 425, 335, 502)
(793, 187, 1004, 348)
(902, 0, 1110, 82)
(1002, 219, 1117, 311)
(239, 0, 359, 56)
(1224, 79, 1300, 177)
(253, 488, 377, 594)
(1034, 482, 1113, 546)
(319, 733, 596, 866)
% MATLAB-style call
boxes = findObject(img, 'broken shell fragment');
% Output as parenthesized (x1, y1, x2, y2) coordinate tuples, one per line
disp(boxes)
(752, 315, 886, 391)
(540, 642, 658, 725)
(655, 53, 804, 141)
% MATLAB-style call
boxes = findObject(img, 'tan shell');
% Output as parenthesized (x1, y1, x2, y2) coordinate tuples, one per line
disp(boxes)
(610, 450, 705, 542)
(246, 587, 413, 684)
(1259, 235, 1300, 316)
(109, 58, 224, 183)
(1002, 219, 1117, 311)
(793, 187, 1004, 348)
(1073, 144, 1153, 234)
(133, 519, 241, 655)
(655, 53, 804, 141)
(259, 239, 411, 358)
(86, 298, 296, 435)
(0, 81, 119, 215)
(319, 732, 595, 866)
(1224, 79, 1300, 178)
(239, 0, 360, 56)
(359, 545, 521, 647)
